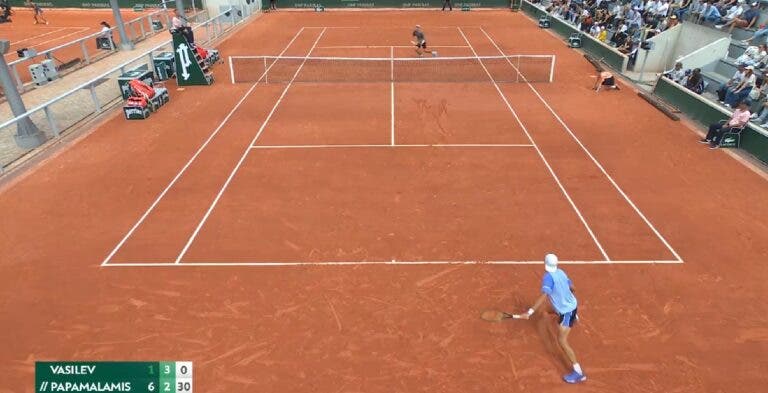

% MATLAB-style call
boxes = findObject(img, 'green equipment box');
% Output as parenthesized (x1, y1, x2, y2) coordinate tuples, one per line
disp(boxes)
(153, 52, 175, 81)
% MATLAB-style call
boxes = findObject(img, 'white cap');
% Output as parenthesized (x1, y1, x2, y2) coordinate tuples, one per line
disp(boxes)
(544, 254, 558, 273)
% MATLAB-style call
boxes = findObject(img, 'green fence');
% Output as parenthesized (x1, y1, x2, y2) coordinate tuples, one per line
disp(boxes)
(264, 0, 510, 8)
(520, 1, 627, 72)
(8, 0, 203, 9)
(654, 77, 768, 164)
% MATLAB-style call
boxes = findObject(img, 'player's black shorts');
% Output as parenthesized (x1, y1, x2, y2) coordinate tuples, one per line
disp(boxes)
(558, 308, 578, 328)
(601, 77, 615, 86)
(417, 41, 427, 49)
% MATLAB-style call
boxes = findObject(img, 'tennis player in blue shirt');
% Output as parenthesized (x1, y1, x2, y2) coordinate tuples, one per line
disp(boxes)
(518, 254, 586, 384)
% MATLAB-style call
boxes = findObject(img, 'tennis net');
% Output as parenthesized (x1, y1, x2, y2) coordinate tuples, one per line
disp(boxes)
(228, 55, 555, 84)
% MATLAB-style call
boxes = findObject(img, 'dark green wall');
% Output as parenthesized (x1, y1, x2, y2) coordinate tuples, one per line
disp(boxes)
(263, 0, 509, 8)
(8, 1, 204, 9)
(520, 1, 627, 72)
(654, 77, 768, 164)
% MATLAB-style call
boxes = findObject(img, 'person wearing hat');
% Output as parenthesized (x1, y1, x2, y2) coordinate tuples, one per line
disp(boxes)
(517, 254, 585, 384)
(724, 65, 756, 107)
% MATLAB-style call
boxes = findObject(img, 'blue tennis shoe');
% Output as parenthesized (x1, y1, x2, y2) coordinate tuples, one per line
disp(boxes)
(563, 371, 586, 384)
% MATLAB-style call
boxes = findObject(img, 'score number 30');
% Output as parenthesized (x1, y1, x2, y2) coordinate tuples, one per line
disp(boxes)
(147, 381, 191, 393)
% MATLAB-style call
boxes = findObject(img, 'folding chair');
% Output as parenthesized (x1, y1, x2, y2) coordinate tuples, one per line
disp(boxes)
(717, 120, 746, 148)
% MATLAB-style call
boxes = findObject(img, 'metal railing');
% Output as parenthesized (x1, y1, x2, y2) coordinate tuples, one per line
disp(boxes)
(0, 4, 261, 171)
(6, 8, 177, 92)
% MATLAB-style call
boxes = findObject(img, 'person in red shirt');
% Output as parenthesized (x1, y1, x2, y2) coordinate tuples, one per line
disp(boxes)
(700, 101, 751, 149)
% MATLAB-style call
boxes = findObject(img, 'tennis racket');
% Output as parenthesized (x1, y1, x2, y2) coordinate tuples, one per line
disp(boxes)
(480, 310, 523, 322)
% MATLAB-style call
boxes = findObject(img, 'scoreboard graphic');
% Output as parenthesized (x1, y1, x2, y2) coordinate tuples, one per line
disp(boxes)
(35, 362, 193, 393)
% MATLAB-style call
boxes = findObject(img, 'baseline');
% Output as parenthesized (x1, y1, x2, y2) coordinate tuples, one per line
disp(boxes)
(104, 259, 684, 267)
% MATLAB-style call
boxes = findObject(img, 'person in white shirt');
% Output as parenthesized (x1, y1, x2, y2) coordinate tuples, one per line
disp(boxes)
(645, 0, 660, 15)
(663, 62, 687, 83)
(717, 64, 746, 102)
(724, 65, 756, 107)
(656, 0, 670, 17)
(719, 0, 745, 25)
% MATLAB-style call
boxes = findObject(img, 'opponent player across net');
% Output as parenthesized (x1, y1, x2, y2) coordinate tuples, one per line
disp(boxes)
(412, 25, 438, 57)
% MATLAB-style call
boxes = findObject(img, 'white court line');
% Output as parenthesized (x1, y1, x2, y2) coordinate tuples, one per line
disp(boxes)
(390, 46, 395, 146)
(104, 259, 684, 267)
(100, 27, 309, 267)
(479, 27, 683, 262)
(26, 27, 91, 49)
(457, 27, 610, 261)
(316, 45, 470, 49)
(174, 28, 329, 264)
(9, 27, 69, 47)
(249, 144, 535, 149)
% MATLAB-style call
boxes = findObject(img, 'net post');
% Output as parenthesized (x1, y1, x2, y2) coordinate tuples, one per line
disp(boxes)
(549, 55, 555, 83)
(264, 57, 268, 84)
(390, 46, 394, 82)
(229, 56, 235, 84)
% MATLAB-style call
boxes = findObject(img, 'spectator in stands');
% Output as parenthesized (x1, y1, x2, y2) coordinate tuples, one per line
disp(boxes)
(683, 68, 706, 93)
(627, 7, 644, 28)
(724, 65, 756, 107)
(598, 24, 608, 41)
(735, 45, 766, 66)
(716, 0, 745, 26)
(743, 26, 768, 45)
(656, 0, 671, 18)
(693, 0, 712, 23)
(664, 62, 687, 83)
(680, 0, 700, 20)
(702, 0, 723, 22)
(700, 101, 751, 148)
(749, 78, 768, 126)
(717, 64, 746, 101)
(717, 0, 758, 30)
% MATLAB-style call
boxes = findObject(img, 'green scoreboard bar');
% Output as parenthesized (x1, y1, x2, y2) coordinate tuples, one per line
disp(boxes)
(35, 361, 193, 393)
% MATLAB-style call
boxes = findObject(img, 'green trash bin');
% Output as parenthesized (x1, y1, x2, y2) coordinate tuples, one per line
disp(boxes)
(153, 52, 175, 81)
(117, 67, 154, 100)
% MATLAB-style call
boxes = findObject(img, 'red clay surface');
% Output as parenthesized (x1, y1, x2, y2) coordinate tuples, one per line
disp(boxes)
(0, 8, 151, 83)
(1, 10, 768, 393)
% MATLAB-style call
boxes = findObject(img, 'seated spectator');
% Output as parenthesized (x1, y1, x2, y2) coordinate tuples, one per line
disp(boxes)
(702, 0, 723, 22)
(683, 68, 706, 93)
(700, 101, 751, 148)
(716, 0, 744, 26)
(689, 0, 707, 22)
(735, 45, 764, 66)
(656, 0, 671, 18)
(742, 22, 768, 45)
(717, 64, 746, 102)
(667, 14, 680, 29)
(717, 0, 758, 31)
(598, 24, 608, 41)
(724, 65, 756, 107)
(749, 79, 768, 125)
(664, 62, 687, 83)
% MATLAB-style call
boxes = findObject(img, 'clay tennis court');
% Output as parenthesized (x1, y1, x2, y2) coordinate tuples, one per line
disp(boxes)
(1, 10, 767, 392)
(0, 8, 149, 84)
